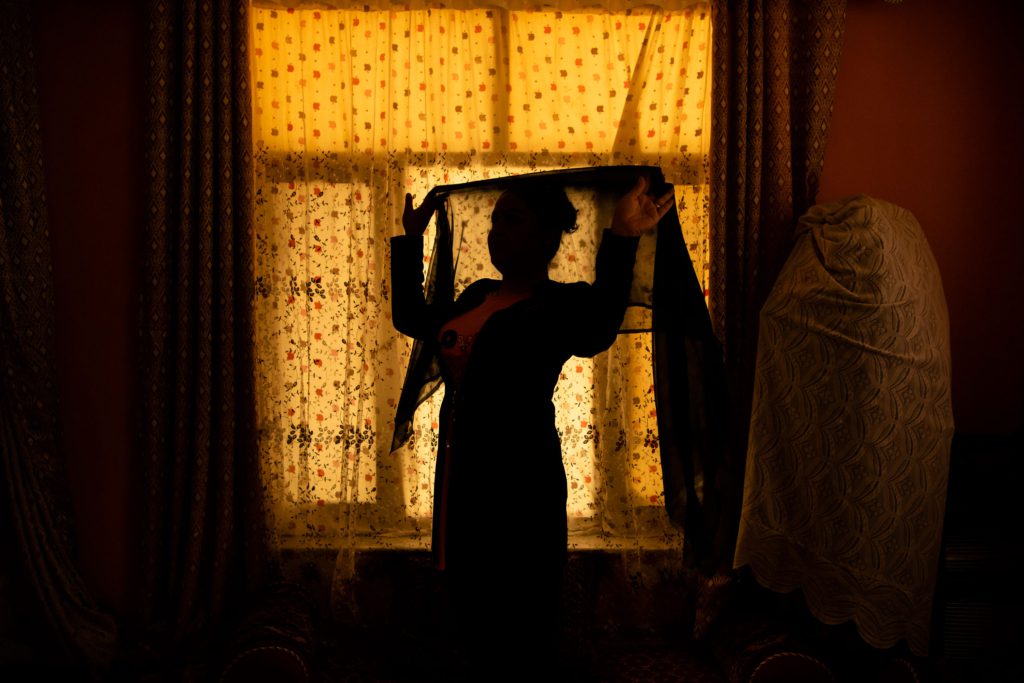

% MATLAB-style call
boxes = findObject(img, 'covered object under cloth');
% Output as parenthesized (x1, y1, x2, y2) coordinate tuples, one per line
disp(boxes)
(733, 195, 954, 656)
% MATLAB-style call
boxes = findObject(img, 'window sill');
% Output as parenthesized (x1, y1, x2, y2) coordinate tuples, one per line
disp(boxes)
(276, 531, 681, 553)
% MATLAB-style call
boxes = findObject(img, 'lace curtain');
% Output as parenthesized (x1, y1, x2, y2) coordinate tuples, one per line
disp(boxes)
(249, 1, 713, 570)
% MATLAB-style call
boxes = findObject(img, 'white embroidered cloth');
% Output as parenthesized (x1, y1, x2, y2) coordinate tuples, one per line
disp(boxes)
(733, 195, 954, 655)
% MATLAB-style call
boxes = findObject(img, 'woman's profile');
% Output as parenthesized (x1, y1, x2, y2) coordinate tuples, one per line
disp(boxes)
(390, 175, 672, 678)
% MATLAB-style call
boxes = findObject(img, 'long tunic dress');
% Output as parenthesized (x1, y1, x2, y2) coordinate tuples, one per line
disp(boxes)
(391, 229, 639, 569)
(390, 229, 639, 662)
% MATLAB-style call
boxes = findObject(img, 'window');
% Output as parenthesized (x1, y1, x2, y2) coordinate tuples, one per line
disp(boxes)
(250, 1, 712, 550)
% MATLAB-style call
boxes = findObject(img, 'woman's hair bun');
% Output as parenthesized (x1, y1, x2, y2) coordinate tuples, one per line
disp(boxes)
(511, 181, 578, 235)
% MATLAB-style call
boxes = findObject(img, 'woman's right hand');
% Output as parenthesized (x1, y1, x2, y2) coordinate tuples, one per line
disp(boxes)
(403, 190, 441, 237)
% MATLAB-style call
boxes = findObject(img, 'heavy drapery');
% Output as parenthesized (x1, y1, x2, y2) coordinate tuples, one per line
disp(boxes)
(249, 1, 715, 599)
(138, 0, 272, 646)
(700, 0, 847, 575)
(0, 1, 117, 669)
(734, 196, 953, 656)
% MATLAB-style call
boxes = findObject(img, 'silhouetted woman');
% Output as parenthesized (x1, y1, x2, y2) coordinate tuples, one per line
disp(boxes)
(390, 176, 672, 678)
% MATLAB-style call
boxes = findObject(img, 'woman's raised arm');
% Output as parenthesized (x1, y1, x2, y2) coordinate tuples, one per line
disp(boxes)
(390, 191, 442, 340)
(565, 176, 673, 356)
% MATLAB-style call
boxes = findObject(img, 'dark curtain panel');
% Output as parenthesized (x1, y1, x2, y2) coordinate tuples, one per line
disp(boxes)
(704, 0, 847, 573)
(139, 0, 271, 645)
(0, 1, 117, 669)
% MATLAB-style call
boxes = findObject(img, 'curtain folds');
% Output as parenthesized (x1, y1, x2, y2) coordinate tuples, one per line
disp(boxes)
(139, 0, 273, 645)
(0, 1, 118, 669)
(700, 0, 847, 574)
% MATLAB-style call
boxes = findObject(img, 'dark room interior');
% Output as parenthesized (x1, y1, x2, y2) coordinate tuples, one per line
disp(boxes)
(2, 0, 1021, 681)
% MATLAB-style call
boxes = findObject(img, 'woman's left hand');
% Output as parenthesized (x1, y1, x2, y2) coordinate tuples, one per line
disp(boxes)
(610, 175, 674, 237)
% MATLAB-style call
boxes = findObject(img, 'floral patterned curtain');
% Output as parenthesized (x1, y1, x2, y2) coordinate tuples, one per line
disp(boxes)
(249, 0, 714, 594)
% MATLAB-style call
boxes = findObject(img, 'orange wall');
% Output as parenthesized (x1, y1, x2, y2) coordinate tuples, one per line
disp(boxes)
(819, 0, 1024, 434)
(34, 0, 144, 615)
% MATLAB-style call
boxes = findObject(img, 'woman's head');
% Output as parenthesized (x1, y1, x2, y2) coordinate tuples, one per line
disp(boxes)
(488, 183, 577, 277)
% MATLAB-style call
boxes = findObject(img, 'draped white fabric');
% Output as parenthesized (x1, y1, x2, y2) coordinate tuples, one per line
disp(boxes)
(734, 195, 954, 656)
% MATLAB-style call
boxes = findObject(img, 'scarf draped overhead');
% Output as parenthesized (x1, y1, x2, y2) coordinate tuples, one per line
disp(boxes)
(390, 165, 730, 568)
